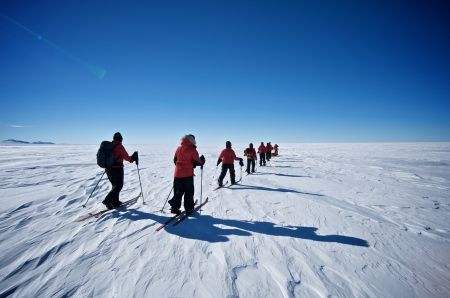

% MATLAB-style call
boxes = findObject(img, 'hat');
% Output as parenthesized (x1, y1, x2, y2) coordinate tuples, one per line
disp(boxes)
(113, 132, 123, 142)
(226, 141, 232, 148)
(184, 134, 196, 146)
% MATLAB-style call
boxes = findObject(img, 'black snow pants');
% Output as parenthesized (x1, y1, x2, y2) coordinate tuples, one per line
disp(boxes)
(104, 167, 124, 205)
(266, 152, 272, 161)
(246, 158, 255, 174)
(168, 176, 195, 212)
(259, 153, 266, 166)
(218, 163, 236, 185)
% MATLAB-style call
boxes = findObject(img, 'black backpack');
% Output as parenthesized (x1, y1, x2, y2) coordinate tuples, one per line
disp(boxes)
(97, 141, 116, 168)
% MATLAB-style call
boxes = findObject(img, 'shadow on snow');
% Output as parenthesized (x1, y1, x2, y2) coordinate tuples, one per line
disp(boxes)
(229, 183, 323, 197)
(250, 172, 312, 178)
(115, 209, 369, 247)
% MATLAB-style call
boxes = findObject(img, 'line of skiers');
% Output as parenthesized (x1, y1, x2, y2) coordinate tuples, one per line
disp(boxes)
(98, 132, 279, 216)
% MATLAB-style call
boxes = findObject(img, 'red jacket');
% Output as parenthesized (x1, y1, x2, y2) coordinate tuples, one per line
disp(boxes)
(266, 144, 273, 153)
(257, 145, 266, 154)
(244, 148, 257, 160)
(112, 141, 132, 167)
(174, 138, 202, 178)
(219, 148, 239, 165)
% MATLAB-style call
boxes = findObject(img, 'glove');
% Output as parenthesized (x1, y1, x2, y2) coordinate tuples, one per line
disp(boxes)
(239, 158, 244, 167)
(131, 151, 139, 165)
(200, 155, 205, 165)
(216, 158, 222, 167)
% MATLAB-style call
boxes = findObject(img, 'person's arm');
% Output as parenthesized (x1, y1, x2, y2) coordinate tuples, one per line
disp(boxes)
(217, 150, 224, 166)
(192, 150, 204, 167)
(118, 144, 133, 163)
(233, 151, 240, 161)
(173, 148, 179, 165)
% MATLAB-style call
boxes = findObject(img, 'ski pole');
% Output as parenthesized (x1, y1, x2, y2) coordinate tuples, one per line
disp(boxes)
(200, 166, 203, 211)
(136, 163, 145, 203)
(160, 185, 174, 212)
(240, 165, 243, 181)
(82, 170, 106, 208)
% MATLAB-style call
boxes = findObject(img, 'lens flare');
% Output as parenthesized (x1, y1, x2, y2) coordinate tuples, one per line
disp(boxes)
(0, 13, 106, 79)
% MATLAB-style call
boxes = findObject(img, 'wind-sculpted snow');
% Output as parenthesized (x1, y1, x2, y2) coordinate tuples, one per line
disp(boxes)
(0, 143, 449, 297)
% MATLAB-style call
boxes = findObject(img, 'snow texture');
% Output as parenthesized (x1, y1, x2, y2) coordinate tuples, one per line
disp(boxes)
(0, 143, 449, 297)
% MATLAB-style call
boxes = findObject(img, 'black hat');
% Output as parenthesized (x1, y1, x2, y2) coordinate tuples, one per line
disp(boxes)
(226, 141, 232, 148)
(113, 132, 123, 142)
(249, 143, 253, 148)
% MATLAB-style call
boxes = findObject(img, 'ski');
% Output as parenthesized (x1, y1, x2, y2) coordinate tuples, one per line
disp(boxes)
(172, 197, 209, 226)
(155, 199, 198, 232)
(213, 181, 229, 191)
(76, 195, 140, 221)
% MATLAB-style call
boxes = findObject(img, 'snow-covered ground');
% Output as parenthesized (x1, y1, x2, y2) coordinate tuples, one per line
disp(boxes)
(0, 143, 449, 297)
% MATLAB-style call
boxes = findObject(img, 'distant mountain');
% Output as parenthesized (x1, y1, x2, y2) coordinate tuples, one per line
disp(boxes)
(1, 139, 55, 145)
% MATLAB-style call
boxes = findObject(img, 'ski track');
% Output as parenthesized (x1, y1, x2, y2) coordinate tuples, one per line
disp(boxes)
(0, 143, 449, 297)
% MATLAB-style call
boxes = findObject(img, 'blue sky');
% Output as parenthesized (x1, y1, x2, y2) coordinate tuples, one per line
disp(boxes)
(1, 0, 449, 144)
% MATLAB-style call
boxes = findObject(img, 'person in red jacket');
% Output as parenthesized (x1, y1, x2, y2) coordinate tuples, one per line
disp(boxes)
(266, 142, 273, 162)
(217, 141, 243, 186)
(168, 134, 205, 215)
(103, 132, 138, 209)
(273, 144, 279, 156)
(257, 142, 266, 166)
(244, 143, 257, 174)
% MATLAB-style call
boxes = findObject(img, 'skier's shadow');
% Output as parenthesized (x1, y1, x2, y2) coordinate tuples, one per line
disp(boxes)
(230, 184, 323, 196)
(250, 172, 312, 178)
(118, 209, 369, 247)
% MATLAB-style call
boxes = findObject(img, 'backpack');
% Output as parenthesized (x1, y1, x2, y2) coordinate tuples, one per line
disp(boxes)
(97, 141, 117, 168)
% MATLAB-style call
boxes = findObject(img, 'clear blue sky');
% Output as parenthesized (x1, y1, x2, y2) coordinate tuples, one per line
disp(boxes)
(1, 0, 449, 144)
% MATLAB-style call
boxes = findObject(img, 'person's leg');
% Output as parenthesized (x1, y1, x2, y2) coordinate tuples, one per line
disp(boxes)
(183, 177, 195, 212)
(111, 167, 124, 206)
(251, 159, 255, 172)
(230, 164, 236, 184)
(104, 168, 123, 206)
(103, 169, 115, 207)
(168, 178, 183, 212)
(246, 159, 251, 174)
(262, 153, 266, 165)
(218, 165, 227, 186)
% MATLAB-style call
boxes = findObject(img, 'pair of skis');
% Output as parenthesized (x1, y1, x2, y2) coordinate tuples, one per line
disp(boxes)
(76, 194, 141, 221)
(212, 178, 243, 191)
(155, 197, 209, 231)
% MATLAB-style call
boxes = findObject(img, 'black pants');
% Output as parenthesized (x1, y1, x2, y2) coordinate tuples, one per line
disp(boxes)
(168, 176, 195, 211)
(266, 152, 272, 161)
(218, 164, 235, 185)
(104, 167, 124, 204)
(259, 153, 266, 166)
(246, 158, 255, 173)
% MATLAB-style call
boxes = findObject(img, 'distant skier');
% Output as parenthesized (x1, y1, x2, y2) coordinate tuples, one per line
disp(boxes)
(168, 134, 205, 215)
(257, 142, 266, 166)
(273, 144, 279, 156)
(266, 142, 273, 162)
(217, 141, 244, 186)
(103, 132, 138, 209)
(244, 143, 257, 174)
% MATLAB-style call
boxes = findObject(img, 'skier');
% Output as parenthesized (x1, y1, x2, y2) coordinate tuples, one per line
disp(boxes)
(244, 143, 257, 174)
(273, 144, 279, 156)
(168, 134, 205, 215)
(217, 141, 244, 186)
(266, 142, 273, 162)
(102, 132, 138, 209)
(257, 142, 266, 166)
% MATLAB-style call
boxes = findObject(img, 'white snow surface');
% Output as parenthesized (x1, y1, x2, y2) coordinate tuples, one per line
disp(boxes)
(0, 143, 449, 297)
